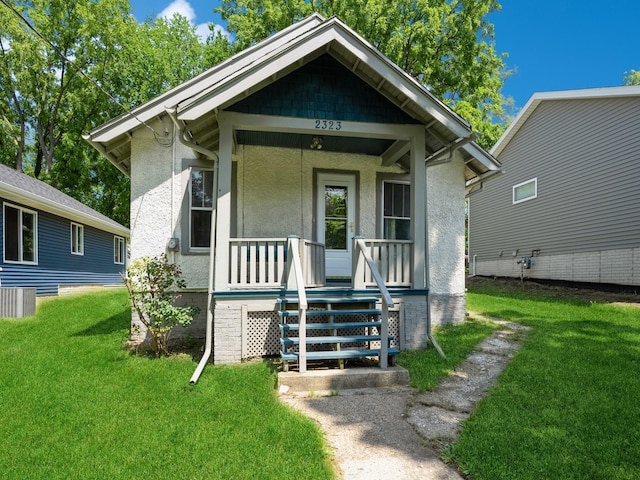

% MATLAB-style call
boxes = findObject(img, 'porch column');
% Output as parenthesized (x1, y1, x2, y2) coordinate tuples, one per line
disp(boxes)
(411, 129, 426, 289)
(214, 121, 233, 291)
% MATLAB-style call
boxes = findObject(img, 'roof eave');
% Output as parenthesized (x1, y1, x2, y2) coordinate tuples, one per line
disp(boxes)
(0, 182, 130, 237)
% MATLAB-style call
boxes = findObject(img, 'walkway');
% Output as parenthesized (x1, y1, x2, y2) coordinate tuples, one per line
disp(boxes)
(280, 318, 528, 479)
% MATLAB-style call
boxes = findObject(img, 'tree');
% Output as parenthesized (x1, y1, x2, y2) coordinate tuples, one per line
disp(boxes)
(0, 1, 225, 226)
(216, 0, 510, 148)
(624, 69, 640, 85)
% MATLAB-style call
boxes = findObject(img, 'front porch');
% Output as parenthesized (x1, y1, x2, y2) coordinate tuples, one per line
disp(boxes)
(207, 235, 428, 374)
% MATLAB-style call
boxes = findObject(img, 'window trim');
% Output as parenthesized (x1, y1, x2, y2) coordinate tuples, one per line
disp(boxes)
(512, 178, 538, 204)
(381, 179, 411, 240)
(114, 236, 125, 265)
(3, 202, 38, 265)
(188, 166, 214, 251)
(70, 222, 84, 256)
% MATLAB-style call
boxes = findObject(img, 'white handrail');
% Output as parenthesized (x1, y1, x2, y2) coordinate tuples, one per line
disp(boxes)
(354, 238, 393, 368)
(286, 236, 308, 373)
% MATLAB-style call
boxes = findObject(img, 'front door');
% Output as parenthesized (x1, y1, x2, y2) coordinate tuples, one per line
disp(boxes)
(317, 172, 356, 277)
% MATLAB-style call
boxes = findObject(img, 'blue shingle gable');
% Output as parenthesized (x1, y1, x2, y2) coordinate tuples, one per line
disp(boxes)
(228, 54, 419, 124)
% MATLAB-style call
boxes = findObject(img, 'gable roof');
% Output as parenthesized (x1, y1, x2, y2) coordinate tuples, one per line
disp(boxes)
(85, 14, 500, 183)
(0, 164, 129, 237)
(491, 85, 640, 158)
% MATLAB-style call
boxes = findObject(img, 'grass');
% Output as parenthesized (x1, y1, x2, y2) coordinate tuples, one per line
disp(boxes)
(451, 278, 640, 480)
(0, 289, 333, 480)
(398, 319, 499, 391)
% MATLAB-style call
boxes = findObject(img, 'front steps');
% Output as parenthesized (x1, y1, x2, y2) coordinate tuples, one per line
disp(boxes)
(278, 366, 410, 394)
(278, 292, 399, 372)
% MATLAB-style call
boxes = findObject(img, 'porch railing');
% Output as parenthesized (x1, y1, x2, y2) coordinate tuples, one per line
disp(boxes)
(285, 236, 308, 373)
(229, 238, 287, 288)
(301, 239, 325, 287)
(352, 239, 413, 288)
(228, 237, 325, 289)
(352, 237, 394, 368)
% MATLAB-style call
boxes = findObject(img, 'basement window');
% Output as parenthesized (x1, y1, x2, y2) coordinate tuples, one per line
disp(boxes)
(513, 178, 537, 204)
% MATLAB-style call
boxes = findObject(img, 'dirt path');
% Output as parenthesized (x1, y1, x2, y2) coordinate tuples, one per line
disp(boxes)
(281, 318, 527, 479)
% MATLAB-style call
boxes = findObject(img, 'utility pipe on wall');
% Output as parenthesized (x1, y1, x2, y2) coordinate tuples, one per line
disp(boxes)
(166, 108, 219, 385)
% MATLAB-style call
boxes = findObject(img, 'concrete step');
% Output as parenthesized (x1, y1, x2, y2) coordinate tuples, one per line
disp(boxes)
(277, 366, 410, 393)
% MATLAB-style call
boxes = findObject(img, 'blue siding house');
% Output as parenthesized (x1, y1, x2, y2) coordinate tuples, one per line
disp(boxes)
(1, 164, 129, 295)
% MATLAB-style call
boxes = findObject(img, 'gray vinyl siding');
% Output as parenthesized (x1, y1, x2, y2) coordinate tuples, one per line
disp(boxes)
(469, 96, 640, 261)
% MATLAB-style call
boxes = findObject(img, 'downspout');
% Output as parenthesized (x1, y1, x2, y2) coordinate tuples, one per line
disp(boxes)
(423, 133, 479, 359)
(165, 108, 219, 385)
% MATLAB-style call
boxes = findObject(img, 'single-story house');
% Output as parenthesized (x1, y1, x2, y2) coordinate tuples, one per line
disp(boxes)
(1, 163, 129, 297)
(85, 14, 501, 372)
(468, 86, 640, 286)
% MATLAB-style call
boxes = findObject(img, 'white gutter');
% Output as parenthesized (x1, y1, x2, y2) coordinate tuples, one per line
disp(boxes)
(425, 133, 479, 167)
(165, 108, 219, 385)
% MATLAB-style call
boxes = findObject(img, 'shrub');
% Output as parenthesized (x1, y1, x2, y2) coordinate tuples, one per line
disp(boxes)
(123, 254, 199, 356)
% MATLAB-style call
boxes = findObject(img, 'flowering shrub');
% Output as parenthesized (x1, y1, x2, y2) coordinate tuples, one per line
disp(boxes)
(123, 255, 199, 356)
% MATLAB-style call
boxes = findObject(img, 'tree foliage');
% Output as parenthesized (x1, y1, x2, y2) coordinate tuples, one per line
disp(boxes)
(216, 0, 510, 148)
(624, 68, 640, 85)
(1, 0, 510, 227)
(0, 1, 224, 226)
(123, 254, 199, 356)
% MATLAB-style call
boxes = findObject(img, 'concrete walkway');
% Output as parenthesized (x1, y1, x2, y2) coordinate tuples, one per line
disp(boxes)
(280, 319, 527, 479)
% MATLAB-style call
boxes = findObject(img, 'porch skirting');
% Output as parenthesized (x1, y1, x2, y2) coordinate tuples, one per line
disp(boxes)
(129, 291, 467, 362)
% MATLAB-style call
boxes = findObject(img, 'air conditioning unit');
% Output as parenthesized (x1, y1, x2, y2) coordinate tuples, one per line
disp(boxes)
(0, 288, 36, 318)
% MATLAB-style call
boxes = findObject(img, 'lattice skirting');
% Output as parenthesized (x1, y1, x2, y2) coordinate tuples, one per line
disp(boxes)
(242, 309, 401, 359)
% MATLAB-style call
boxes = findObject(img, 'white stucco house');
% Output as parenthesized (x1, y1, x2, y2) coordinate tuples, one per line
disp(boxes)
(85, 14, 501, 374)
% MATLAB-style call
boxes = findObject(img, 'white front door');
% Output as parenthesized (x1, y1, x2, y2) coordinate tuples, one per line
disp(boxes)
(317, 172, 356, 277)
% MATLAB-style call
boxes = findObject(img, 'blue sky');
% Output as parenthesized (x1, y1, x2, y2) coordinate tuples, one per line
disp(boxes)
(129, 0, 640, 112)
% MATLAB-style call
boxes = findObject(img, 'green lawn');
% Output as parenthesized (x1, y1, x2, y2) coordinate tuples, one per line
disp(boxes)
(0, 290, 333, 480)
(453, 279, 640, 479)
(4, 282, 637, 479)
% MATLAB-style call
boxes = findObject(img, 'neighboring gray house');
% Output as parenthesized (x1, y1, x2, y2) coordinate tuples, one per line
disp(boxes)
(86, 14, 501, 373)
(468, 86, 640, 286)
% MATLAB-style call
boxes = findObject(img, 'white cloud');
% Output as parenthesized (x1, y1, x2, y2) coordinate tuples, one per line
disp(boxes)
(157, 0, 229, 43)
(195, 23, 211, 41)
(158, 0, 196, 23)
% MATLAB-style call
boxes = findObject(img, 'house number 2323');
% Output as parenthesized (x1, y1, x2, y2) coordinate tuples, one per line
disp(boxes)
(315, 119, 342, 130)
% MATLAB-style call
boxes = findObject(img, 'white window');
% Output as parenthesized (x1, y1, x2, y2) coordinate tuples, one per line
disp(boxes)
(383, 181, 411, 240)
(189, 168, 214, 248)
(3, 203, 37, 264)
(71, 223, 84, 255)
(513, 178, 537, 204)
(114, 236, 125, 264)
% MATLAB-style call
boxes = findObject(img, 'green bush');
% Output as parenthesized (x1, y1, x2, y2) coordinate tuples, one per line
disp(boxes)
(123, 254, 199, 356)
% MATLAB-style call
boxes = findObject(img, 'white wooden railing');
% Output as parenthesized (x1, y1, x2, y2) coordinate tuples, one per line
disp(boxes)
(285, 236, 308, 373)
(229, 238, 287, 288)
(353, 239, 413, 288)
(352, 238, 395, 368)
(301, 239, 325, 287)
(228, 237, 325, 289)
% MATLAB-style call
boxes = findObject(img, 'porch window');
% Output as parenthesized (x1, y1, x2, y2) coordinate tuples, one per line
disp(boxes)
(3, 203, 37, 264)
(71, 222, 84, 255)
(190, 168, 214, 248)
(383, 181, 410, 240)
